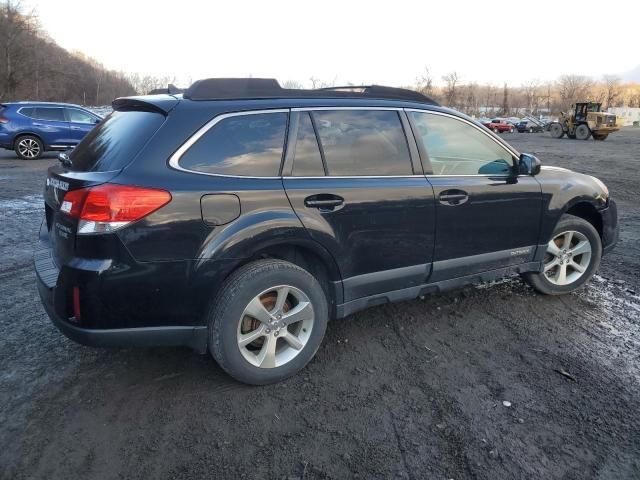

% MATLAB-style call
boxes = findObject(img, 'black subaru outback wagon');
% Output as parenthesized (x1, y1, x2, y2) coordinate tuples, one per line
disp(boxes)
(36, 78, 618, 385)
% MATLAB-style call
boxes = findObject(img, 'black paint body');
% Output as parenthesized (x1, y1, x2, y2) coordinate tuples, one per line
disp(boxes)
(35, 95, 619, 352)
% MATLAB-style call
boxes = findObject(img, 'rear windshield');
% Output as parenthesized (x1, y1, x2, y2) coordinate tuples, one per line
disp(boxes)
(69, 110, 164, 172)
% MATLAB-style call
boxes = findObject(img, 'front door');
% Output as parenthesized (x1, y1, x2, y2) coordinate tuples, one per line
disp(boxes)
(283, 109, 435, 302)
(65, 108, 99, 144)
(407, 110, 542, 282)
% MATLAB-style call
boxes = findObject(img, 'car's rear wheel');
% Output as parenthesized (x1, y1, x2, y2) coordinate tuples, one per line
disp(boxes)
(15, 135, 43, 160)
(208, 259, 328, 385)
(575, 124, 591, 140)
(493, 127, 500, 133)
(523, 214, 601, 295)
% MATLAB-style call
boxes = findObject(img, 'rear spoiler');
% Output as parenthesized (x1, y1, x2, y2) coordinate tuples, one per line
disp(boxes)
(112, 95, 179, 115)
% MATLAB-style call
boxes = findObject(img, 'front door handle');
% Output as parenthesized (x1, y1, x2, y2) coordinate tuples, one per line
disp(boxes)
(438, 189, 469, 206)
(70, 126, 82, 130)
(304, 194, 344, 212)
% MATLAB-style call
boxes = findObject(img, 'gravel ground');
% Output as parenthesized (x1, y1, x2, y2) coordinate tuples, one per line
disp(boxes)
(1, 129, 639, 479)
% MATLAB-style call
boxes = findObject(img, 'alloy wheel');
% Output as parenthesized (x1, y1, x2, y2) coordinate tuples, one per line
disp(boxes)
(18, 138, 40, 158)
(236, 285, 314, 368)
(543, 230, 592, 285)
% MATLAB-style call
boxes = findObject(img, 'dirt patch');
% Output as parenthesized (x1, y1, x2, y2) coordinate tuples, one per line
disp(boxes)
(1, 130, 639, 479)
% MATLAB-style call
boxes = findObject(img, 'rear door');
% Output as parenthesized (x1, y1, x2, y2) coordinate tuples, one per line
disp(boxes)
(65, 108, 99, 144)
(30, 107, 71, 146)
(283, 108, 435, 302)
(407, 110, 542, 282)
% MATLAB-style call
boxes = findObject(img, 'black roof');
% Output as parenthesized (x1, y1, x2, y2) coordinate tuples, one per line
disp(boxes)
(174, 78, 438, 105)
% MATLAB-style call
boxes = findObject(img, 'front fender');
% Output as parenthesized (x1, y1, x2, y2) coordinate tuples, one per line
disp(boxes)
(538, 166, 609, 242)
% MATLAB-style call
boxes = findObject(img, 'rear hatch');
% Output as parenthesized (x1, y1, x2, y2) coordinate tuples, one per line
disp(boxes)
(44, 102, 171, 265)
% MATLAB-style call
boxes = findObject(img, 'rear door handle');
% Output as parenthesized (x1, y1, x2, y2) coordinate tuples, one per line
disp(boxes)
(438, 190, 469, 206)
(304, 194, 344, 211)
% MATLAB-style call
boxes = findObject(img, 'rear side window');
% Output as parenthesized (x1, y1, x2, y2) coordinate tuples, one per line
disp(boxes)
(292, 112, 324, 176)
(312, 110, 412, 176)
(180, 112, 288, 176)
(19, 107, 34, 118)
(69, 110, 165, 172)
(35, 108, 65, 121)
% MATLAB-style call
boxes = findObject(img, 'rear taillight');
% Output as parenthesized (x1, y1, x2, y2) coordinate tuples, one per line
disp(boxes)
(61, 184, 171, 234)
(0, 116, 9, 124)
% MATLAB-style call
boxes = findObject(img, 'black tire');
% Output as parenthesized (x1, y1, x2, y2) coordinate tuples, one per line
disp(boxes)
(208, 259, 328, 385)
(523, 214, 602, 295)
(549, 123, 564, 138)
(575, 124, 591, 140)
(493, 127, 500, 134)
(14, 135, 44, 159)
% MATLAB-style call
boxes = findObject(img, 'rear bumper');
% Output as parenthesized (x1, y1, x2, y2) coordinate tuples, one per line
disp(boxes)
(601, 198, 619, 255)
(34, 221, 208, 353)
(37, 278, 208, 352)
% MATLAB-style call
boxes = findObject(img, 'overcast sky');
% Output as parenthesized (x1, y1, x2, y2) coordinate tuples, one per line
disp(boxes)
(25, 0, 639, 88)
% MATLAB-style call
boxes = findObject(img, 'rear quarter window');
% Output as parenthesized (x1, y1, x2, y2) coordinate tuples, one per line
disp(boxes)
(69, 110, 165, 172)
(179, 112, 288, 177)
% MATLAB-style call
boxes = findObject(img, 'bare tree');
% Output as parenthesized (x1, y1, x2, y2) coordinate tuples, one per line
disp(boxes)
(501, 82, 509, 116)
(442, 71, 459, 108)
(416, 67, 434, 97)
(282, 79, 303, 89)
(603, 75, 622, 109)
(522, 79, 540, 114)
(556, 74, 593, 109)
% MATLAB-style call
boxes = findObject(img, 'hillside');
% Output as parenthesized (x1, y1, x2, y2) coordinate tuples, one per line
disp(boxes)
(0, 1, 134, 105)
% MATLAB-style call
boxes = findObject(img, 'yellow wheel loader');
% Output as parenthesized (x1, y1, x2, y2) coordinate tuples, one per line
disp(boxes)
(549, 102, 619, 141)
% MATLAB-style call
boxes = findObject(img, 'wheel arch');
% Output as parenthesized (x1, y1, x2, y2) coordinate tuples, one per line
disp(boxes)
(232, 240, 344, 316)
(13, 132, 48, 150)
(564, 201, 603, 239)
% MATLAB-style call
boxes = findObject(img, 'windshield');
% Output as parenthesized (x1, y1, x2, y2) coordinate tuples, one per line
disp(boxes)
(69, 110, 165, 172)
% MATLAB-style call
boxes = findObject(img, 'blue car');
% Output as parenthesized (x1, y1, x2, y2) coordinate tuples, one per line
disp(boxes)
(0, 102, 102, 159)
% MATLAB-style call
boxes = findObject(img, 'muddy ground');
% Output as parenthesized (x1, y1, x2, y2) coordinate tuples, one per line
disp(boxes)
(1, 129, 639, 479)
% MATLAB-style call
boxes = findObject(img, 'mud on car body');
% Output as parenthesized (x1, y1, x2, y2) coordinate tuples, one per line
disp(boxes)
(35, 78, 619, 385)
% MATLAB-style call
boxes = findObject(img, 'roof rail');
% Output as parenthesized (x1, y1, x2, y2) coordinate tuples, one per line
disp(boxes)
(182, 78, 438, 105)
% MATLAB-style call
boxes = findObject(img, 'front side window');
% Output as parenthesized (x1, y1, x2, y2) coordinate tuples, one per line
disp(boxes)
(410, 112, 514, 175)
(34, 108, 66, 122)
(313, 110, 412, 176)
(180, 112, 288, 176)
(67, 109, 96, 124)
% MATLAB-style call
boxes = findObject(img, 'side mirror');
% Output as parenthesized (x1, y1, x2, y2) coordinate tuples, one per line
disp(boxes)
(94, 118, 101, 124)
(519, 153, 541, 176)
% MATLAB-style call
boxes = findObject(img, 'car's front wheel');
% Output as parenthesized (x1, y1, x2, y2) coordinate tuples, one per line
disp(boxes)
(208, 259, 328, 385)
(15, 135, 44, 160)
(524, 214, 602, 295)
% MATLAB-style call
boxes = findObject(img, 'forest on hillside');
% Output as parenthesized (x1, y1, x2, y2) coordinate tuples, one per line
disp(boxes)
(0, 1, 136, 105)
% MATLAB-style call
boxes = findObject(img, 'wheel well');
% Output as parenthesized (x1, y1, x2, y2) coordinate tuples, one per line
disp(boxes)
(566, 202, 603, 238)
(13, 133, 45, 149)
(236, 244, 340, 317)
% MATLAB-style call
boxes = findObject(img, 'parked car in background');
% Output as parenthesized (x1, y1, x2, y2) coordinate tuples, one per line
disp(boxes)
(516, 120, 544, 133)
(482, 119, 514, 133)
(0, 102, 102, 159)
